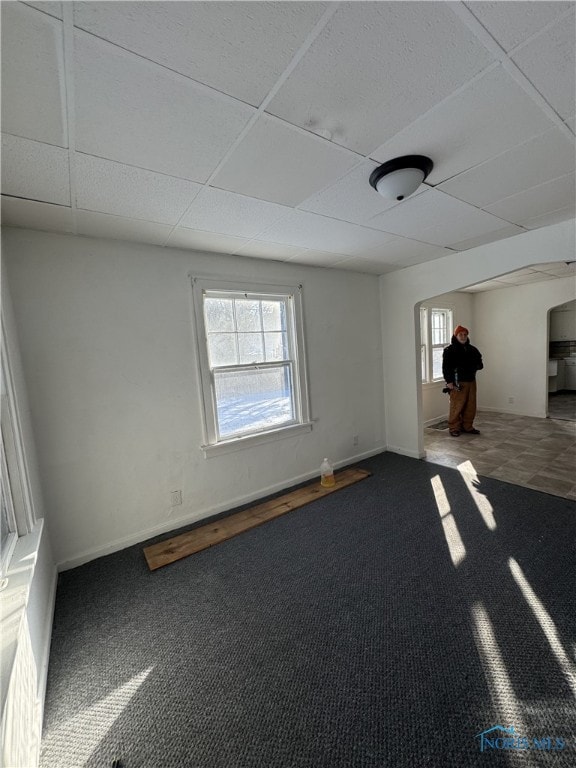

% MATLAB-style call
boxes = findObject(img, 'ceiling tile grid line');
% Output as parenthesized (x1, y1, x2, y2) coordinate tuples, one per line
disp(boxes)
(164, 2, 341, 244)
(62, 1, 77, 232)
(504, 5, 576, 60)
(478, 169, 576, 211)
(450, 1, 575, 139)
(1, 0, 574, 283)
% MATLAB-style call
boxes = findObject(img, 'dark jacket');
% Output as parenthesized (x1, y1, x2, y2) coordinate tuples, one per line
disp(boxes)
(442, 336, 483, 384)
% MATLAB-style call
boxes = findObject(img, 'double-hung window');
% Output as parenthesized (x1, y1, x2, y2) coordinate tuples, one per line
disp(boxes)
(192, 279, 311, 455)
(420, 307, 453, 383)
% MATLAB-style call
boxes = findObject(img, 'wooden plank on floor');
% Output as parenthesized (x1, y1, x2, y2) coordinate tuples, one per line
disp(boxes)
(144, 467, 371, 571)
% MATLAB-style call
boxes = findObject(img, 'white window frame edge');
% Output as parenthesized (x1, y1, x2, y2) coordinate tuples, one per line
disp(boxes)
(1, 320, 35, 538)
(0, 436, 18, 578)
(419, 303, 455, 387)
(189, 275, 313, 458)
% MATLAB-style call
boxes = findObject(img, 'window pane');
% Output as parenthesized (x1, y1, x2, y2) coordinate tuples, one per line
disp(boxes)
(431, 310, 449, 345)
(204, 297, 234, 332)
(262, 300, 284, 331)
(432, 347, 444, 379)
(235, 299, 261, 332)
(207, 333, 237, 367)
(214, 366, 294, 438)
(238, 333, 264, 364)
(264, 332, 287, 362)
(421, 345, 426, 382)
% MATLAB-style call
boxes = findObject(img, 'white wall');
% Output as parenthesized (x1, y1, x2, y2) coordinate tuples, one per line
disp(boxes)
(419, 291, 474, 425)
(2, 228, 385, 568)
(474, 279, 576, 417)
(380, 220, 576, 458)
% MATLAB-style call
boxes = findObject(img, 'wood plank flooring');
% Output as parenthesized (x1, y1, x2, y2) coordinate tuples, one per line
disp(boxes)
(144, 467, 371, 571)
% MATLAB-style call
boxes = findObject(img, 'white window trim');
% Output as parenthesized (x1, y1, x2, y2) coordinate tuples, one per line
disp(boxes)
(190, 276, 312, 457)
(1, 436, 17, 578)
(1, 320, 35, 565)
(420, 306, 454, 385)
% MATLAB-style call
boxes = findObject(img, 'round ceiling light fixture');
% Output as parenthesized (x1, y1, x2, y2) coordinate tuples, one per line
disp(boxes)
(369, 155, 433, 202)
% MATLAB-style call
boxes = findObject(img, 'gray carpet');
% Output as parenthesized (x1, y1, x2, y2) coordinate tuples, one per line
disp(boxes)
(41, 452, 576, 767)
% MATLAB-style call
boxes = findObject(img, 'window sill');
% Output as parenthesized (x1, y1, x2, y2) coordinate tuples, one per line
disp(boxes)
(202, 421, 314, 458)
(0, 519, 43, 714)
(422, 380, 445, 389)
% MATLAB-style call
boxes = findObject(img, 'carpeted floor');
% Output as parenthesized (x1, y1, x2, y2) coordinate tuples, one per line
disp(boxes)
(41, 452, 576, 768)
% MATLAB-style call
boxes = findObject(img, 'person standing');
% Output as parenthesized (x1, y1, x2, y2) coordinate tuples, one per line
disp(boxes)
(442, 325, 484, 437)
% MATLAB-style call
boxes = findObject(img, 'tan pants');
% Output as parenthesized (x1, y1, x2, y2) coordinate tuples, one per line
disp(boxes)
(448, 381, 477, 432)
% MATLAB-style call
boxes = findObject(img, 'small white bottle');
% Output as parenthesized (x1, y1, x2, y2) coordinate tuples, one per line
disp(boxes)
(320, 457, 335, 488)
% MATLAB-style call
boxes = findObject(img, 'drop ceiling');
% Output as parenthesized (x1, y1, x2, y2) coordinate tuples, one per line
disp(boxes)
(1, 1, 575, 285)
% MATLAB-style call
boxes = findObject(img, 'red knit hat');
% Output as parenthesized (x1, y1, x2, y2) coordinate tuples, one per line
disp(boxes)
(454, 325, 469, 336)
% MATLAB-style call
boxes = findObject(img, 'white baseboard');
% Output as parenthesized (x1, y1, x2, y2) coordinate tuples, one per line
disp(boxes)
(387, 445, 426, 459)
(57, 445, 388, 572)
(423, 415, 447, 427)
(477, 406, 545, 418)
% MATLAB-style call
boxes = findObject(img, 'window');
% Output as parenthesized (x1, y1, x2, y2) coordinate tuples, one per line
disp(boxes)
(420, 307, 453, 383)
(0, 326, 35, 578)
(192, 279, 311, 455)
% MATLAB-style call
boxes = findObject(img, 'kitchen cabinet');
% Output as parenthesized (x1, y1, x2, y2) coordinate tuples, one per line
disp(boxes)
(565, 360, 576, 391)
(556, 360, 566, 390)
(550, 304, 576, 341)
(548, 359, 565, 392)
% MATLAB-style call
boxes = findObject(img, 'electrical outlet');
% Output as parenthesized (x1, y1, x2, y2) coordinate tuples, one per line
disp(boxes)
(171, 490, 182, 506)
(508, 397, 514, 404)
(353, 434, 359, 447)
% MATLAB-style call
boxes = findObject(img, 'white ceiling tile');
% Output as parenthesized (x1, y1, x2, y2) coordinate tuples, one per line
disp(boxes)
(74, 31, 255, 182)
(75, 154, 202, 224)
(22, 2, 62, 19)
(266, 2, 494, 154)
(232, 241, 306, 261)
(461, 280, 511, 292)
(512, 17, 576, 119)
(499, 271, 557, 285)
(517, 206, 576, 231)
(180, 187, 291, 239)
(538, 261, 576, 277)
(1, 195, 73, 233)
(255, 209, 396, 255)
(465, 1, 573, 52)
(367, 189, 509, 246)
(299, 161, 402, 224)
(438, 128, 575, 208)
(211, 115, 360, 207)
(331, 257, 399, 275)
(166, 228, 249, 254)
(285, 250, 351, 267)
(1, 133, 70, 205)
(371, 66, 555, 184)
(484, 174, 575, 224)
(73, 2, 328, 107)
(497, 268, 541, 282)
(449, 225, 525, 251)
(362, 237, 451, 267)
(76, 210, 173, 245)
(0, 2, 66, 146)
